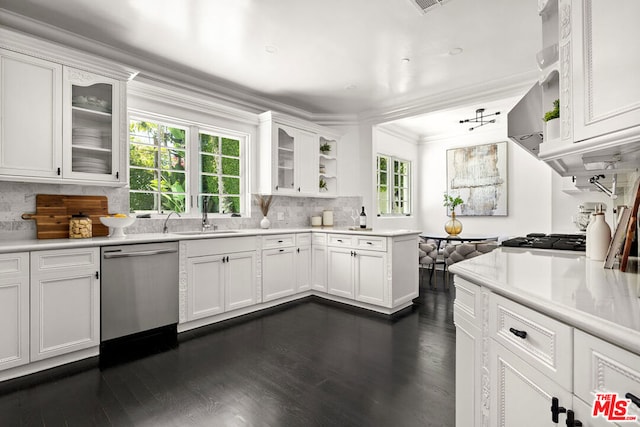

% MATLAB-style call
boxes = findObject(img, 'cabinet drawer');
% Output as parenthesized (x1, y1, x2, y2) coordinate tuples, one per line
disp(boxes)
(312, 233, 327, 245)
(327, 234, 353, 247)
(355, 236, 386, 251)
(0, 253, 29, 278)
(453, 277, 482, 324)
(490, 293, 573, 390)
(186, 236, 256, 257)
(296, 233, 311, 246)
(31, 248, 99, 272)
(262, 234, 295, 249)
(574, 329, 640, 420)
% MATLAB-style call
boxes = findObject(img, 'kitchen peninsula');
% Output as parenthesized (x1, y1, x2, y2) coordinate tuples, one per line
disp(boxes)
(0, 228, 419, 382)
(449, 248, 640, 426)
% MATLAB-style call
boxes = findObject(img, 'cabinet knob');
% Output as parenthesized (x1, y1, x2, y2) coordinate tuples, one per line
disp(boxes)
(95, 271, 100, 279)
(551, 397, 567, 423)
(297, 248, 300, 253)
(509, 327, 527, 339)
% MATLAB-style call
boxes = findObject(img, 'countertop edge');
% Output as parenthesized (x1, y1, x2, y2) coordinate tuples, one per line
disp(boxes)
(0, 228, 422, 253)
(449, 263, 640, 356)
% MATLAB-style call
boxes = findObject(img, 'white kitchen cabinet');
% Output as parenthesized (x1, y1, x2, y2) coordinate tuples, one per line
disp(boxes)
(311, 233, 327, 292)
(571, 0, 640, 143)
(0, 43, 129, 186)
(262, 246, 297, 302)
(0, 49, 62, 179)
(453, 272, 640, 427)
(30, 248, 100, 362)
(490, 341, 573, 426)
(258, 111, 339, 197)
(327, 247, 355, 298)
(295, 234, 312, 292)
(0, 253, 29, 371)
(185, 237, 258, 320)
(62, 67, 123, 183)
(326, 235, 388, 304)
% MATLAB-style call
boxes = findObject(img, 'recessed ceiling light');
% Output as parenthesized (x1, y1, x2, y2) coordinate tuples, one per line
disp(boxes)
(344, 84, 357, 90)
(265, 45, 278, 54)
(401, 57, 411, 63)
(448, 47, 463, 56)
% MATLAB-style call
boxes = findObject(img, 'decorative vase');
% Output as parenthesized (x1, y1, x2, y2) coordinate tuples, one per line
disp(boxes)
(444, 212, 463, 236)
(588, 212, 611, 261)
(545, 118, 560, 141)
(260, 216, 271, 229)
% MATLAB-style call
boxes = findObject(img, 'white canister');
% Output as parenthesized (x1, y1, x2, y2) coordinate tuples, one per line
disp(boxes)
(588, 212, 611, 261)
(322, 210, 334, 227)
(311, 216, 322, 227)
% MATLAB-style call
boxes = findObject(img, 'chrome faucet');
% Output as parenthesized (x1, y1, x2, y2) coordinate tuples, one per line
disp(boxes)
(162, 211, 181, 233)
(202, 198, 211, 231)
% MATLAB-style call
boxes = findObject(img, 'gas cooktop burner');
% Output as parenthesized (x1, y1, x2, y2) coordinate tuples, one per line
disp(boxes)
(501, 233, 586, 251)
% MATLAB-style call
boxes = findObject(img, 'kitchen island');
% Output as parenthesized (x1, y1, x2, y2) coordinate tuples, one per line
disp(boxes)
(449, 247, 640, 426)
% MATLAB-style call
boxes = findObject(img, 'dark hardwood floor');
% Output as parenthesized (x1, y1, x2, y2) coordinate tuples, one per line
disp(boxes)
(0, 274, 455, 427)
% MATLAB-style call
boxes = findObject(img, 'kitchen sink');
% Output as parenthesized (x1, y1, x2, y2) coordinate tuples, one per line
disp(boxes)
(175, 230, 241, 236)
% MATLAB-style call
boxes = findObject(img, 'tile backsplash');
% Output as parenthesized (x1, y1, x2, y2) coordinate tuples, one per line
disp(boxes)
(0, 182, 361, 239)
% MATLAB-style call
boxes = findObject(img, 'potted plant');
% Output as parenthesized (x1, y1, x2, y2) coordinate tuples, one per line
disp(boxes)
(255, 194, 273, 229)
(319, 142, 332, 155)
(443, 193, 464, 236)
(319, 178, 328, 192)
(543, 99, 560, 141)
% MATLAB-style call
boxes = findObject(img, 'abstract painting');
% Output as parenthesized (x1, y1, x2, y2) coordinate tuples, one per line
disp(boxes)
(446, 141, 508, 216)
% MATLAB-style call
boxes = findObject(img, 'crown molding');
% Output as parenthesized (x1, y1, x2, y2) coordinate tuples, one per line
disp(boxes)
(376, 124, 420, 143)
(359, 70, 538, 125)
(0, 11, 138, 80)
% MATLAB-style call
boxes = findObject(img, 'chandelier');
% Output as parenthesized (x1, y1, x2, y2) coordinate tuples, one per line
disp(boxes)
(459, 108, 501, 131)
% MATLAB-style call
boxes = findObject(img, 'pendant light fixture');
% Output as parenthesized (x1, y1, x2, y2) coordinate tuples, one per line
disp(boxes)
(460, 108, 501, 131)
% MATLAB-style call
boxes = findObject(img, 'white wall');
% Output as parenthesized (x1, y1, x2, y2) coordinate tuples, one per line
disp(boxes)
(372, 126, 419, 230)
(418, 125, 552, 239)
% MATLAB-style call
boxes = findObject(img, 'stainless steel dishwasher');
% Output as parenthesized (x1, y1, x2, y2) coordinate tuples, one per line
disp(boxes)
(101, 242, 179, 346)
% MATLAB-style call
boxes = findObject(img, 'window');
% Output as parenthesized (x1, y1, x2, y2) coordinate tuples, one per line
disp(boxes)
(199, 131, 242, 214)
(129, 120, 187, 213)
(129, 117, 247, 215)
(376, 155, 411, 215)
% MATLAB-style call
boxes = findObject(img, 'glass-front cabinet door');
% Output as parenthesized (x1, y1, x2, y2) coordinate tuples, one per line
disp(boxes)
(276, 126, 295, 191)
(62, 67, 121, 183)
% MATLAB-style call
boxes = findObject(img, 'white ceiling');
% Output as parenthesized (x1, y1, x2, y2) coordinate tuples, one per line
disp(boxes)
(0, 0, 541, 133)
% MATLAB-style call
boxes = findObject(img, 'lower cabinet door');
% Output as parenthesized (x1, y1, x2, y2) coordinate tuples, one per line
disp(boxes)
(571, 396, 617, 427)
(455, 312, 482, 427)
(262, 247, 296, 302)
(490, 341, 572, 426)
(296, 245, 312, 292)
(354, 250, 386, 306)
(311, 245, 327, 292)
(327, 247, 354, 298)
(30, 270, 99, 361)
(0, 275, 29, 371)
(225, 251, 257, 312)
(187, 255, 225, 320)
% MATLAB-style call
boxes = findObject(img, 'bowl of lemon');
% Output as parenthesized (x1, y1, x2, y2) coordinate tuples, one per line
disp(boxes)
(99, 213, 136, 238)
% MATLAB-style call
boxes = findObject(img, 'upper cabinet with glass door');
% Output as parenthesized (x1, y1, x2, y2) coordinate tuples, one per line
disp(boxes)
(258, 111, 339, 197)
(63, 67, 122, 183)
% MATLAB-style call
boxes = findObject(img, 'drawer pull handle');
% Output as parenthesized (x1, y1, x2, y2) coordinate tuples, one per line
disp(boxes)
(509, 327, 527, 339)
(366, 241, 373, 245)
(337, 239, 343, 243)
(278, 240, 283, 243)
(566, 409, 582, 427)
(550, 397, 566, 423)
(626, 392, 640, 409)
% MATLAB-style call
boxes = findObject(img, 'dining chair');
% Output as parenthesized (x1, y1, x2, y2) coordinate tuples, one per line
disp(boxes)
(442, 240, 500, 288)
(418, 237, 439, 288)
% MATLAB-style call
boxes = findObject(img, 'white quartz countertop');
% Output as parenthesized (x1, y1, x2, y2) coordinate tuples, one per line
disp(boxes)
(449, 247, 640, 355)
(0, 228, 421, 253)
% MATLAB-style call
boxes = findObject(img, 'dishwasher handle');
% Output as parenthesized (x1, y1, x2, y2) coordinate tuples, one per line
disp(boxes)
(103, 248, 178, 259)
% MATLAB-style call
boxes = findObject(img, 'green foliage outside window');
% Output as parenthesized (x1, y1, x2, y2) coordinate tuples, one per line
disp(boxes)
(129, 120, 186, 213)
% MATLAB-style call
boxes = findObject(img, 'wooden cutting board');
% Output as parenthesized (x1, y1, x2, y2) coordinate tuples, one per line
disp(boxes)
(22, 194, 110, 239)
